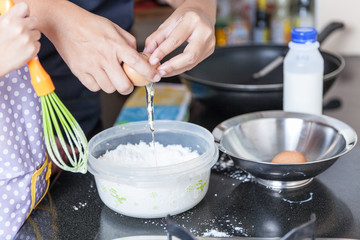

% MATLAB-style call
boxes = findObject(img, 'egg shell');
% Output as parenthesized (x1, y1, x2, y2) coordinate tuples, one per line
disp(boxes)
(123, 52, 159, 87)
(271, 150, 307, 164)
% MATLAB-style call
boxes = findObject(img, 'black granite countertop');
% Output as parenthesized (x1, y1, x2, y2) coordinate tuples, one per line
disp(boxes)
(16, 147, 360, 239)
(15, 57, 360, 239)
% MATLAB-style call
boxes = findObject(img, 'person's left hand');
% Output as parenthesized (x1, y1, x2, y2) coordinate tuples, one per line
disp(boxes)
(143, 0, 216, 77)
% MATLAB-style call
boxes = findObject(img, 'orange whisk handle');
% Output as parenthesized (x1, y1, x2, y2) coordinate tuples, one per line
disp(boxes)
(0, 0, 13, 15)
(28, 57, 55, 97)
(1, 0, 55, 97)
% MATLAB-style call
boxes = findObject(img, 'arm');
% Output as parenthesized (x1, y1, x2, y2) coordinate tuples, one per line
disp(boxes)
(165, 0, 185, 8)
(144, 0, 217, 77)
(0, 2, 40, 77)
(13, 0, 160, 94)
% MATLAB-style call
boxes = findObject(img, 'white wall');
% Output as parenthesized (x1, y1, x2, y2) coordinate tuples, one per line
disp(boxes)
(315, 0, 360, 56)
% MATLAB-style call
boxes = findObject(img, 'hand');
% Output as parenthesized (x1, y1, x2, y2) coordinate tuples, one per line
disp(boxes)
(0, 2, 40, 77)
(39, 2, 160, 95)
(144, 0, 216, 77)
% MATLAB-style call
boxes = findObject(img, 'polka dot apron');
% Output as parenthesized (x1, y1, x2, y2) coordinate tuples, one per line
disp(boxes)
(0, 66, 51, 240)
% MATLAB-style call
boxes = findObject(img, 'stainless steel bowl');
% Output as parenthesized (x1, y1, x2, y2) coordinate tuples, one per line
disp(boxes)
(212, 110, 357, 189)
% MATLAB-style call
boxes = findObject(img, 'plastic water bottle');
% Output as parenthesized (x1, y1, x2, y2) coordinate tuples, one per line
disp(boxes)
(283, 27, 324, 115)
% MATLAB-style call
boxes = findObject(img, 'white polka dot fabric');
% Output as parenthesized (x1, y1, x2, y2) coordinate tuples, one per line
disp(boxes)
(0, 66, 47, 240)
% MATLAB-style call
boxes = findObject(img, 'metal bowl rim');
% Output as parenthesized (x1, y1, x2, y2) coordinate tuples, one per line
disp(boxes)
(212, 110, 357, 166)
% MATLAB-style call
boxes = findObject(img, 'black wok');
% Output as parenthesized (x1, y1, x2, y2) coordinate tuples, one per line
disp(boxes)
(180, 23, 345, 116)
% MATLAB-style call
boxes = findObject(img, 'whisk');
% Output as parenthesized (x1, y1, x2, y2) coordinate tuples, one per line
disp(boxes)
(0, 0, 88, 173)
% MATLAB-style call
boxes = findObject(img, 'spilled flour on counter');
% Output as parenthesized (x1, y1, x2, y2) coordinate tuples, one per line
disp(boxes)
(203, 229, 230, 237)
(98, 141, 199, 166)
(212, 152, 252, 182)
(72, 202, 87, 211)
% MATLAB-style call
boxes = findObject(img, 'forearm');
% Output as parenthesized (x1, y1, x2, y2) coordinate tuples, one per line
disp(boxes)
(12, 0, 89, 42)
(166, 0, 217, 25)
(165, 0, 184, 8)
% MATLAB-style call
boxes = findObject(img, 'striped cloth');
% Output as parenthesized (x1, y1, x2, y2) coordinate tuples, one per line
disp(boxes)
(115, 83, 191, 125)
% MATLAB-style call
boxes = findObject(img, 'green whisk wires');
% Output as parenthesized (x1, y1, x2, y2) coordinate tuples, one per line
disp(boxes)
(42, 93, 88, 173)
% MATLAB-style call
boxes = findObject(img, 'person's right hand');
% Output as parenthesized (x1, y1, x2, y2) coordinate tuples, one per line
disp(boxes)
(0, 2, 41, 77)
(38, 2, 160, 95)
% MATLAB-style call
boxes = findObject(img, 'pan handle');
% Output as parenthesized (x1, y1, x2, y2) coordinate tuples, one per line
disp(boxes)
(318, 22, 344, 44)
(252, 21, 344, 79)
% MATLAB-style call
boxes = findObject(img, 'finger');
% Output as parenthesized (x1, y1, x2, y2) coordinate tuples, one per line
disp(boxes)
(156, 42, 201, 77)
(144, 16, 184, 55)
(77, 73, 101, 92)
(143, 29, 166, 55)
(156, 56, 188, 77)
(24, 15, 39, 30)
(33, 40, 41, 55)
(92, 68, 116, 94)
(16, 40, 40, 67)
(25, 27, 41, 43)
(9, 2, 30, 18)
(119, 49, 160, 83)
(30, 29, 41, 41)
(25, 39, 41, 59)
(147, 21, 190, 66)
(104, 60, 134, 95)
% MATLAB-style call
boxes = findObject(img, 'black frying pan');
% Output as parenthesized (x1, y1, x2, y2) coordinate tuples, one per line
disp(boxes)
(180, 22, 345, 116)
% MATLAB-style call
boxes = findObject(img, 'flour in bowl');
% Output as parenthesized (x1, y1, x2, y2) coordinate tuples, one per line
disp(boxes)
(95, 141, 211, 218)
(98, 141, 200, 167)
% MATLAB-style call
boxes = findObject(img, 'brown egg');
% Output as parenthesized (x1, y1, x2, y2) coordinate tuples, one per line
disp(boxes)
(123, 52, 159, 86)
(271, 150, 307, 164)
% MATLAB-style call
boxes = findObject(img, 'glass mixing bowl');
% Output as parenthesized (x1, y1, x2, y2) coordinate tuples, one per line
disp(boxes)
(88, 120, 218, 218)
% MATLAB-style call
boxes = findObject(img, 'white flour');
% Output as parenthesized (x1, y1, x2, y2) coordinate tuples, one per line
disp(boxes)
(96, 141, 211, 218)
(203, 229, 230, 237)
(98, 141, 199, 167)
(72, 202, 87, 211)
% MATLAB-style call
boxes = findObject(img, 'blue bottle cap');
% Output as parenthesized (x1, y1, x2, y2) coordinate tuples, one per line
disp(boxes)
(291, 27, 317, 44)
